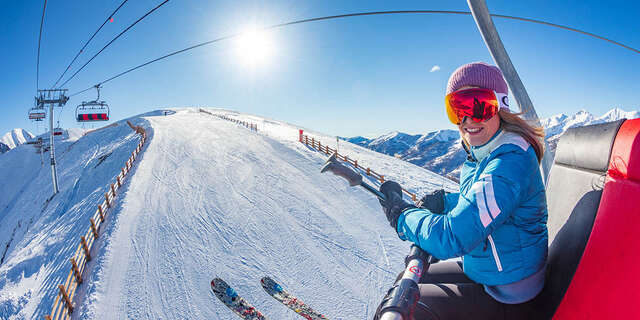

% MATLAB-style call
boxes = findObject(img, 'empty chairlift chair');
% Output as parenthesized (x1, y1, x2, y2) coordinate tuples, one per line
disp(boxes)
(29, 107, 46, 121)
(76, 85, 110, 123)
(76, 101, 109, 122)
(519, 118, 640, 319)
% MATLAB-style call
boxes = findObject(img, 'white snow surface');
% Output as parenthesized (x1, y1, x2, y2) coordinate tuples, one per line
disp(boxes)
(0, 108, 455, 319)
(1, 129, 35, 149)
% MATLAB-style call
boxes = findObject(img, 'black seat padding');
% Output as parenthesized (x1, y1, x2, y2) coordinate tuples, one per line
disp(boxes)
(553, 120, 625, 172)
(518, 120, 625, 319)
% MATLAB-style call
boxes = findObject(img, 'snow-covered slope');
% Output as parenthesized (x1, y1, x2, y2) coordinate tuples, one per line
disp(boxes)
(0, 108, 455, 319)
(0, 129, 35, 152)
(0, 117, 148, 319)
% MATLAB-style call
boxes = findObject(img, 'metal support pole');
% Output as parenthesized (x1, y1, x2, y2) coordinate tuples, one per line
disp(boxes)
(49, 102, 59, 194)
(467, 0, 553, 184)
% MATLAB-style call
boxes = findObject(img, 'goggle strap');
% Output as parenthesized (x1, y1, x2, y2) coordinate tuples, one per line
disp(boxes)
(496, 92, 510, 112)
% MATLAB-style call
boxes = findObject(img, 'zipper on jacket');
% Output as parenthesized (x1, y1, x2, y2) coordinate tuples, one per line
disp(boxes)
(487, 235, 503, 272)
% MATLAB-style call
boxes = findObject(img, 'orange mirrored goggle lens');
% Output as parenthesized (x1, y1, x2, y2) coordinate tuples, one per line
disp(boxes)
(445, 88, 500, 125)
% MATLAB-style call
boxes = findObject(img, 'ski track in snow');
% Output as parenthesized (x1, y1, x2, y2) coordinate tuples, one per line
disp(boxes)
(0, 108, 454, 319)
(89, 109, 414, 319)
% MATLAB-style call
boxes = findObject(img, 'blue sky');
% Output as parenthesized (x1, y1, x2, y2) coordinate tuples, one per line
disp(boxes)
(1, 0, 638, 138)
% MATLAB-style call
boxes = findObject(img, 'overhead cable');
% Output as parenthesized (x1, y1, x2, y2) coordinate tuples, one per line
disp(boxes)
(58, 0, 170, 89)
(36, 0, 48, 91)
(51, 0, 130, 89)
(71, 10, 639, 96)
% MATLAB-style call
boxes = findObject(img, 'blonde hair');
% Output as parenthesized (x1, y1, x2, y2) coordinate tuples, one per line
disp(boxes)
(498, 109, 545, 162)
(460, 110, 546, 163)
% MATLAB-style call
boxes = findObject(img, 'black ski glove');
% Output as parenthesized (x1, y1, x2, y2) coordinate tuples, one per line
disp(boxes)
(379, 181, 415, 231)
(417, 189, 446, 214)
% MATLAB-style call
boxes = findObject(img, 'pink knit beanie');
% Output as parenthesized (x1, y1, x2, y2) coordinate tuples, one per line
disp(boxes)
(446, 62, 508, 95)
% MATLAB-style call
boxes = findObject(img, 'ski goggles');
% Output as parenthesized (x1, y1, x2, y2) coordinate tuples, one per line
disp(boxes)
(444, 88, 509, 125)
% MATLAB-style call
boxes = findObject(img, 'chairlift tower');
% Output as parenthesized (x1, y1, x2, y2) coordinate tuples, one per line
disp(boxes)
(35, 89, 69, 195)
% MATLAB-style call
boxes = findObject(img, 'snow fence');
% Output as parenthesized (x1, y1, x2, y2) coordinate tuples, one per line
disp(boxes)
(199, 108, 258, 132)
(44, 127, 147, 320)
(299, 131, 419, 202)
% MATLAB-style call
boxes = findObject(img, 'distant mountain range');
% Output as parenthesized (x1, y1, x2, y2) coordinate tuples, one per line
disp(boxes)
(344, 108, 640, 181)
(0, 129, 34, 154)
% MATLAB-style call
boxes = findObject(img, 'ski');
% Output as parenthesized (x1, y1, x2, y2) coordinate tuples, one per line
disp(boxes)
(211, 278, 269, 320)
(260, 276, 328, 320)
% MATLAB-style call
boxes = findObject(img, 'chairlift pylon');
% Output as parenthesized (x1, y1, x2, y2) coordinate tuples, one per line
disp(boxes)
(76, 85, 109, 122)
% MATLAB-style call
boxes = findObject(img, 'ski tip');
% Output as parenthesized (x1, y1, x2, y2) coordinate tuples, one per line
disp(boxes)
(261, 276, 284, 293)
(260, 276, 272, 285)
(211, 277, 225, 288)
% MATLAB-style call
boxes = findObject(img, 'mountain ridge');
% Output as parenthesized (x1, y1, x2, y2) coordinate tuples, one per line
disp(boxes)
(0, 128, 35, 154)
(345, 107, 639, 180)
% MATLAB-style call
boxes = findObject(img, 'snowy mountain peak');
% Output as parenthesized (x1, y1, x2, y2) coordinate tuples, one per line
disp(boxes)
(370, 131, 420, 148)
(0, 128, 35, 151)
(569, 109, 594, 123)
(598, 107, 640, 122)
(430, 130, 459, 142)
(372, 131, 403, 143)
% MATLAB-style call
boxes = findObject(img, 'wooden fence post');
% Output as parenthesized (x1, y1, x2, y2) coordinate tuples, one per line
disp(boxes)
(110, 183, 116, 196)
(70, 258, 83, 284)
(366, 168, 371, 175)
(105, 192, 110, 208)
(354, 160, 358, 168)
(80, 236, 91, 261)
(117, 176, 121, 188)
(90, 218, 99, 239)
(380, 175, 385, 183)
(98, 205, 105, 222)
(58, 284, 74, 313)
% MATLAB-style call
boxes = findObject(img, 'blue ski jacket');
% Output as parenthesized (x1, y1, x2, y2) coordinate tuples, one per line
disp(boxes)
(397, 130, 548, 285)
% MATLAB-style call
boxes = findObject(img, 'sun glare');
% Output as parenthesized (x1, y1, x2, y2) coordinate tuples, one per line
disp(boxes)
(235, 28, 274, 67)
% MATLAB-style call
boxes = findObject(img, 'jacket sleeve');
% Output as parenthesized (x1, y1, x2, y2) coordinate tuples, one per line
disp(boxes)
(396, 151, 532, 260)
(443, 192, 460, 213)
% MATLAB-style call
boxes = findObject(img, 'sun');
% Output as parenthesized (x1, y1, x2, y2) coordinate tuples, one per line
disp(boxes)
(235, 28, 274, 67)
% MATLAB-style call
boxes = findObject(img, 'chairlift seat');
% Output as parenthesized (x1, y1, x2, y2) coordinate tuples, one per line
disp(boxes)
(77, 113, 109, 122)
(509, 119, 640, 319)
(76, 101, 110, 122)
(29, 111, 46, 120)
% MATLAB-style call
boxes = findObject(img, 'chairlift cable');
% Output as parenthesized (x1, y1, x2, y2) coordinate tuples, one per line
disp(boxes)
(50, 0, 130, 89)
(70, 10, 639, 96)
(58, 0, 170, 89)
(36, 0, 48, 91)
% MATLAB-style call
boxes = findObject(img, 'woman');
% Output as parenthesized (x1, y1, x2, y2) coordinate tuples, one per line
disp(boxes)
(375, 62, 548, 319)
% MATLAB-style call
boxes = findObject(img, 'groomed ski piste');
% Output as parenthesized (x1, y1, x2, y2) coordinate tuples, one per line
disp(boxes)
(0, 108, 457, 319)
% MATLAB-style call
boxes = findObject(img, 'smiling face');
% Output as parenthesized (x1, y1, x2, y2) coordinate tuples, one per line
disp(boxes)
(458, 113, 501, 146)
(454, 86, 501, 146)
